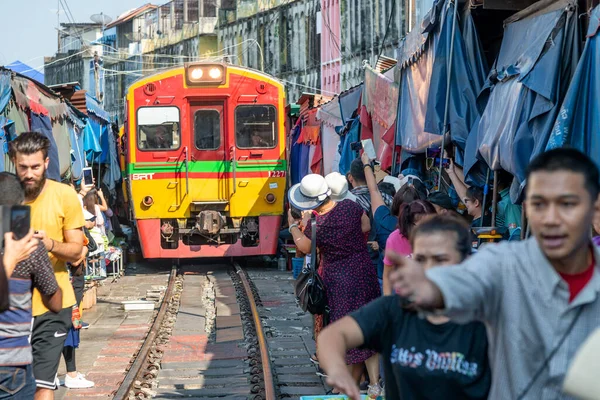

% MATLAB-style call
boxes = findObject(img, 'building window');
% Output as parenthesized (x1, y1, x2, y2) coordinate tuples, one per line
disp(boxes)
(204, 0, 217, 17)
(194, 109, 221, 150)
(235, 105, 277, 149)
(137, 106, 180, 150)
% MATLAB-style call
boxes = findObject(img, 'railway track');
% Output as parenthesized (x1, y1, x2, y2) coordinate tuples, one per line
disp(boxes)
(113, 263, 283, 400)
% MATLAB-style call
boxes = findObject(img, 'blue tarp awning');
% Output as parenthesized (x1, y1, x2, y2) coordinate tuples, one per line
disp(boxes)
(424, 1, 488, 153)
(85, 93, 111, 123)
(546, 5, 600, 163)
(395, 0, 487, 155)
(467, 0, 580, 202)
(83, 120, 102, 163)
(6, 61, 44, 84)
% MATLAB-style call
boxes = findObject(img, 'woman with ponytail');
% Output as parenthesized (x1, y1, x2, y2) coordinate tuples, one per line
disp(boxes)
(381, 200, 436, 294)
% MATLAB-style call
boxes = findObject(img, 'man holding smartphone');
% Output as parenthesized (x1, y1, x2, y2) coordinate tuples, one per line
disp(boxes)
(0, 172, 63, 399)
(9, 132, 85, 399)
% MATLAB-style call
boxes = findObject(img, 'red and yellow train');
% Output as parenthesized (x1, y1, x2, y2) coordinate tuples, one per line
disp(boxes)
(122, 62, 286, 259)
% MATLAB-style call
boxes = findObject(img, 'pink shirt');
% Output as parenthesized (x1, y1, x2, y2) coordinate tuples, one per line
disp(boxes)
(383, 229, 412, 265)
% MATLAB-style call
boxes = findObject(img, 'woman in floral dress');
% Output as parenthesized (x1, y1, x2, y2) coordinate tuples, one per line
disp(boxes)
(288, 174, 381, 393)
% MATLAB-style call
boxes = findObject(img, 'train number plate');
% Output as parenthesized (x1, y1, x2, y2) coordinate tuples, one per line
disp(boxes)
(269, 171, 286, 178)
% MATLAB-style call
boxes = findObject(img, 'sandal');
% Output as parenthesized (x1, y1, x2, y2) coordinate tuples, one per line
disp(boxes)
(309, 354, 319, 365)
(326, 388, 341, 395)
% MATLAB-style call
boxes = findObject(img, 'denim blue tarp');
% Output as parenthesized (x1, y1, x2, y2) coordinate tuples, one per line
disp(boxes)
(546, 5, 600, 166)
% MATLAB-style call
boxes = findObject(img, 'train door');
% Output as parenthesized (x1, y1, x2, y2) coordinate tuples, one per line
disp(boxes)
(188, 101, 230, 202)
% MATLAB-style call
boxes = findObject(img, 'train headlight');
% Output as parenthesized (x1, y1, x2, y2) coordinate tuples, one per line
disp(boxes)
(185, 63, 226, 86)
(190, 67, 203, 80)
(208, 67, 222, 79)
(143, 195, 154, 207)
(265, 193, 276, 204)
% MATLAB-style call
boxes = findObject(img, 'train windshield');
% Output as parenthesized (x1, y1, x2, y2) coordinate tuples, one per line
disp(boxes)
(137, 106, 180, 150)
(235, 105, 277, 149)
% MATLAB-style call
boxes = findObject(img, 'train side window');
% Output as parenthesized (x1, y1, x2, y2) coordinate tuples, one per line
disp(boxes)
(235, 105, 277, 149)
(137, 106, 180, 151)
(194, 110, 221, 150)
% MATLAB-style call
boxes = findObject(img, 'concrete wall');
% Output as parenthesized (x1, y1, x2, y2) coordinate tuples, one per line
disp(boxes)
(339, 0, 404, 90)
(218, 0, 321, 101)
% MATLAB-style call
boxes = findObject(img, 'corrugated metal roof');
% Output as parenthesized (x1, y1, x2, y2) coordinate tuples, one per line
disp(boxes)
(107, 3, 158, 28)
(375, 55, 398, 73)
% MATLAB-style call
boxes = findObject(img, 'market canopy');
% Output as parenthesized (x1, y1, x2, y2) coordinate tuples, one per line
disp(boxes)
(467, 0, 581, 202)
(546, 5, 600, 165)
(395, 0, 486, 155)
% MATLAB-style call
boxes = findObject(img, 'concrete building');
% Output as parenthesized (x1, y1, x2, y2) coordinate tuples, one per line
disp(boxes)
(100, 1, 221, 121)
(44, 23, 104, 94)
(218, 0, 321, 101)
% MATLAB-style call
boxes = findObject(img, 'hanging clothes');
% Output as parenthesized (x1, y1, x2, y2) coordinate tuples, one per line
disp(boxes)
(30, 112, 60, 181)
(338, 117, 360, 175)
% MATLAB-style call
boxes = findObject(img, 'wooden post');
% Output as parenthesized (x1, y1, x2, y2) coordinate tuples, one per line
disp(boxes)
(491, 170, 498, 227)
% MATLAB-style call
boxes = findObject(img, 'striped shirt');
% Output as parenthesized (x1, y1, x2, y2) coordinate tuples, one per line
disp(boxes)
(0, 243, 58, 366)
(426, 238, 600, 400)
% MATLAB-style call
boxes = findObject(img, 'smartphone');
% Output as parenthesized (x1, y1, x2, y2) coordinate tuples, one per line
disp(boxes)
(10, 205, 30, 240)
(82, 167, 94, 187)
(435, 158, 451, 169)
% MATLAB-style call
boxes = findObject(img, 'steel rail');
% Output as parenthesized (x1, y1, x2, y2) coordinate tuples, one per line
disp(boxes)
(114, 266, 177, 399)
(234, 263, 276, 400)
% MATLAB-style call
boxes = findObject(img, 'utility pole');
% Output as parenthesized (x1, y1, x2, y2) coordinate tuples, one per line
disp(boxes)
(57, 0, 61, 52)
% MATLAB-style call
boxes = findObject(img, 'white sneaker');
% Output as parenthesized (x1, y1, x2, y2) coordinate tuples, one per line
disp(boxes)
(64, 373, 94, 389)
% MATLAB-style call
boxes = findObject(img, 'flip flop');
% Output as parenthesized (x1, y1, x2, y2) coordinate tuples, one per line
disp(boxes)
(309, 354, 319, 365)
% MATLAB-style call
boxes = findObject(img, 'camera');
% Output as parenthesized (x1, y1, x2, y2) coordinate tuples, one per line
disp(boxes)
(350, 141, 363, 151)
(0, 205, 31, 242)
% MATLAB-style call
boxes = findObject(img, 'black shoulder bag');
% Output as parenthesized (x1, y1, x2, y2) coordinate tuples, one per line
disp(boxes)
(294, 214, 328, 316)
(83, 227, 98, 253)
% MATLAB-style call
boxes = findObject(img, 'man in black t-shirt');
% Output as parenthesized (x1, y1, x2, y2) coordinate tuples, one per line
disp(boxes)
(317, 215, 491, 400)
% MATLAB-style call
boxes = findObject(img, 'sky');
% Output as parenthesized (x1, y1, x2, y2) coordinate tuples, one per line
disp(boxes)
(0, 0, 154, 70)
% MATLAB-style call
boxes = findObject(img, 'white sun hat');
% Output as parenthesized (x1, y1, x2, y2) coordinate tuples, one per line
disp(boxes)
(288, 174, 332, 210)
(325, 172, 357, 203)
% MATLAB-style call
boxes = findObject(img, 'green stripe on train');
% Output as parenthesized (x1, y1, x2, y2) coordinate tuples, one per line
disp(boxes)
(126, 160, 287, 174)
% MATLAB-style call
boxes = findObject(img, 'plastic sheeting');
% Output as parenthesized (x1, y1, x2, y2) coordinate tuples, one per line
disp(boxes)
(471, 0, 580, 202)
(30, 112, 60, 181)
(546, 5, 600, 164)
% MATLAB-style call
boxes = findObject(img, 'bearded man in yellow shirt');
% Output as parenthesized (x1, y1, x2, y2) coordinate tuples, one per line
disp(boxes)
(9, 132, 85, 400)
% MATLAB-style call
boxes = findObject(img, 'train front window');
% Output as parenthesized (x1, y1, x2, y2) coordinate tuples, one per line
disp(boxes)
(137, 107, 180, 150)
(235, 105, 277, 149)
(194, 110, 221, 150)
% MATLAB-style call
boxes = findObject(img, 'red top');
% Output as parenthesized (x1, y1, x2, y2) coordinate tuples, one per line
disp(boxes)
(558, 252, 595, 302)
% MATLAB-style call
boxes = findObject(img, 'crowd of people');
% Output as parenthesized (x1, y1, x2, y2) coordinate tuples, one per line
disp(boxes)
(0, 131, 113, 399)
(287, 148, 600, 399)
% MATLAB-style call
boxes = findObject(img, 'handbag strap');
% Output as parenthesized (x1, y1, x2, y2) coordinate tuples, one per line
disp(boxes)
(309, 213, 317, 271)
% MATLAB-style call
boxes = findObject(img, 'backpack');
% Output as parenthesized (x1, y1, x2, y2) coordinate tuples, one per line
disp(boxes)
(294, 214, 329, 315)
